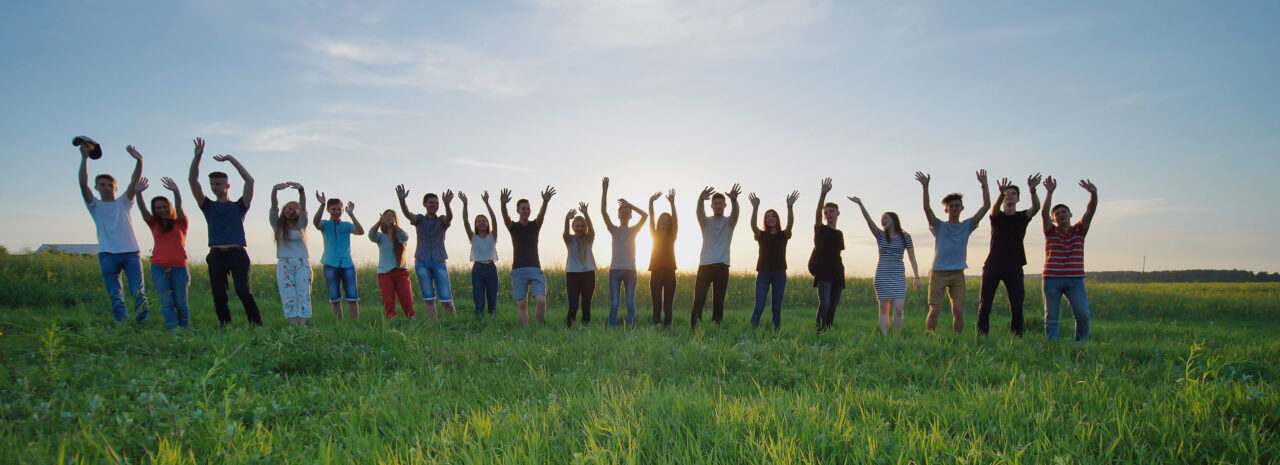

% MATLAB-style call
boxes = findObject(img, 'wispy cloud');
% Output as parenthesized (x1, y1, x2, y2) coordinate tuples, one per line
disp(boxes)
(316, 103, 427, 117)
(452, 157, 535, 172)
(305, 39, 529, 96)
(191, 120, 376, 153)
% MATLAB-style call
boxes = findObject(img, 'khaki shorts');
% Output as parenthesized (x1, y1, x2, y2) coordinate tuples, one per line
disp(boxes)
(928, 270, 967, 307)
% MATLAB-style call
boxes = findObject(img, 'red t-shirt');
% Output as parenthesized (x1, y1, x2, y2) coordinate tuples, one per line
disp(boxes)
(147, 217, 189, 268)
(1043, 222, 1086, 278)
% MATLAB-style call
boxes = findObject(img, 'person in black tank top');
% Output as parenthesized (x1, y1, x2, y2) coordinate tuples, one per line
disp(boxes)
(648, 189, 678, 327)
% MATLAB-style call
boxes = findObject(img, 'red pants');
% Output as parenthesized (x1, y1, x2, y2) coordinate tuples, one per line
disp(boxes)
(377, 269, 416, 318)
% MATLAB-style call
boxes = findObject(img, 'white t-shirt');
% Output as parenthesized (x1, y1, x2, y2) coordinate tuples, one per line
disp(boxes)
(87, 197, 140, 253)
(699, 216, 735, 266)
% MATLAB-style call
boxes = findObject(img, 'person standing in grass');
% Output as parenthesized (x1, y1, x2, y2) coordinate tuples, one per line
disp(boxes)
(313, 193, 364, 321)
(647, 189, 678, 327)
(914, 170, 990, 334)
(188, 137, 262, 326)
(78, 140, 148, 323)
(809, 178, 845, 332)
(977, 174, 1042, 337)
(136, 176, 189, 329)
(601, 177, 649, 327)
(500, 186, 556, 325)
(459, 191, 500, 318)
(369, 209, 415, 320)
(270, 181, 311, 326)
(563, 201, 597, 327)
(396, 185, 457, 320)
(691, 183, 741, 328)
(748, 190, 799, 330)
(849, 196, 920, 335)
(1041, 177, 1098, 342)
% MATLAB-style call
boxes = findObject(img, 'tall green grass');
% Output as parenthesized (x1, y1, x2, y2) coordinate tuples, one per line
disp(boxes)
(0, 253, 1277, 463)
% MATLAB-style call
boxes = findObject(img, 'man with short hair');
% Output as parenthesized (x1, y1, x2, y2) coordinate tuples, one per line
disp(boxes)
(188, 137, 262, 326)
(1041, 177, 1098, 341)
(977, 174, 1041, 336)
(500, 186, 556, 325)
(77, 140, 149, 323)
(396, 185, 456, 320)
(915, 170, 990, 334)
(313, 193, 365, 321)
(691, 183, 741, 328)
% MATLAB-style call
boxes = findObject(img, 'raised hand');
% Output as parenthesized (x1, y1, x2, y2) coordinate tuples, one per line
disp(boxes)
(566, 209, 577, 221)
(541, 186, 556, 201)
(161, 177, 180, 192)
(500, 188, 512, 204)
(1044, 176, 1057, 193)
(578, 202, 589, 214)
(786, 190, 800, 206)
(1078, 179, 1097, 194)
(976, 169, 988, 186)
(848, 196, 862, 205)
(443, 189, 454, 204)
(126, 145, 142, 160)
(212, 154, 234, 163)
(193, 138, 205, 157)
(345, 201, 355, 215)
(748, 193, 760, 207)
(1028, 173, 1043, 189)
(458, 191, 468, 204)
(650, 192, 662, 202)
(395, 184, 409, 200)
(136, 177, 150, 192)
(273, 182, 289, 191)
(316, 191, 326, 204)
(481, 190, 490, 204)
(727, 184, 742, 200)
(997, 177, 1012, 192)
(699, 186, 714, 200)
(601, 177, 610, 190)
(914, 172, 931, 187)
(617, 198, 633, 209)
(820, 177, 833, 194)
(666, 189, 675, 202)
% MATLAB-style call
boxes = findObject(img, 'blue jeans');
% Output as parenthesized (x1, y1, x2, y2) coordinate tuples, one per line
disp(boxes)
(1043, 277, 1091, 341)
(151, 264, 190, 329)
(608, 269, 638, 327)
(471, 262, 499, 316)
(415, 261, 453, 302)
(751, 270, 787, 329)
(98, 252, 148, 323)
(323, 265, 359, 302)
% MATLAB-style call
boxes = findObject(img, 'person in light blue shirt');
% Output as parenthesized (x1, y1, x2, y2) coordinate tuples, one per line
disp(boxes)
(313, 193, 365, 321)
(915, 170, 990, 334)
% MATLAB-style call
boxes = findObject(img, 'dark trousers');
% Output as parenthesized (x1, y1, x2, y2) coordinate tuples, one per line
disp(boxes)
(751, 270, 787, 329)
(472, 262, 499, 316)
(691, 264, 730, 328)
(566, 270, 595, 326)
(206, 247, 262, 326)
(649, 269, 676, 327)
(815, 281, 843, 332)
(978, 265, 1025, 336)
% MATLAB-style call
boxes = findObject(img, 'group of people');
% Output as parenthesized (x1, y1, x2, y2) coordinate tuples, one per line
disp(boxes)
(77, 137, 1098, 341)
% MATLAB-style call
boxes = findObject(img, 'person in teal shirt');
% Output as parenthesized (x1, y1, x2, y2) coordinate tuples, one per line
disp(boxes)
(314, 193, 365, 321)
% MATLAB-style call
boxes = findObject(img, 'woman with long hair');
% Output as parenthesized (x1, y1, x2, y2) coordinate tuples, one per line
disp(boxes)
(647, 189, 678, 327)
(459, 191, 500, 318)
(369, 209, 415, 319)
(564, 202, 597, 327)
(136, 176, 191, 329)
(849, 196, 920, 335)
(270, 182, 311, 326)
(748, 190, 799, 330)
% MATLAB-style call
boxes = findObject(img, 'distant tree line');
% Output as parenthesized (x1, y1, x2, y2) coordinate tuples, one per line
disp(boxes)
(1064, 270, 1280, 283)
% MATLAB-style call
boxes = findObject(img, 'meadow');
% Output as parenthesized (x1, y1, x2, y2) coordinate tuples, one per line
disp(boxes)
(0, 252, 1277, 464)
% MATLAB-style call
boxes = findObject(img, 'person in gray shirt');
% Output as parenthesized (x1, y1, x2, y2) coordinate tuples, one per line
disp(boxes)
(691, 183, 741, 328)
(915, 170, 990, 334)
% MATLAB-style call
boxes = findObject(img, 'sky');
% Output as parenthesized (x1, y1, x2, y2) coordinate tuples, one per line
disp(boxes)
(2, 0, 1278, 276)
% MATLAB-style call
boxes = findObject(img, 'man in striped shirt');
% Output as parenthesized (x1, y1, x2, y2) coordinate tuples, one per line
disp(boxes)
(1041, 177, 1098, 341)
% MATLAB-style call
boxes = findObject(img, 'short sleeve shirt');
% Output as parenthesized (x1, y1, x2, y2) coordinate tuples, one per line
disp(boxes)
(609, 226, 641, 270)
(754, 230, 790, 272)
(200, 198, 249, 247)
(146, 216, 189, 267)
(87, 197, 140, 253)
(1044, 223, 1088, 278)
(508, 220, 543, 269)
(811, 224, 845, 286)
(985, 211, 1032, 267)
(413, 215, 449, 263)
(931, 217, 977, 271)
(319, 219, 356, 268)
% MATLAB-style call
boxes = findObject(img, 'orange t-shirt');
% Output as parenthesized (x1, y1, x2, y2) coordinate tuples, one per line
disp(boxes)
(147, 217, 189, 268)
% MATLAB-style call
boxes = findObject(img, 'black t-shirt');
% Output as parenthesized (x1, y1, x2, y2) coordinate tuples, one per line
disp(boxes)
(508, 220, 542, 269)
(985, 211, 1032, 267)
(754, 230, 790, 271)
(649, 230, 677, 272)
(809, 224, 845, 287)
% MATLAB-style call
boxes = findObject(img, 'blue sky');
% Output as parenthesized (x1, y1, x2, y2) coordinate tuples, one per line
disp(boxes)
(2, 0, 1277, 274)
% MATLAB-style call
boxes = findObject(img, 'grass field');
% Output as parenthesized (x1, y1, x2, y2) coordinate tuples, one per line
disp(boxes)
(1, 252, 1277, 464)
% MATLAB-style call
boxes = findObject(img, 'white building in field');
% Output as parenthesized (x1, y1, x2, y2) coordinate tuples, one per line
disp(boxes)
(34, 244, 98, 255)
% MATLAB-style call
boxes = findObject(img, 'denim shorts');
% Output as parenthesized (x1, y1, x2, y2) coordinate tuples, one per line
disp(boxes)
(324, 265, 359, 302)
(414, 260, 453, 302)
(510, 267, 547, 300)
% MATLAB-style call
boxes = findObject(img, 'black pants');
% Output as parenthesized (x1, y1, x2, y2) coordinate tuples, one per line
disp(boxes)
(207, 247, 262, 326)
(566, 270, 595, 326)
(691, 264, 729, 328)
(978, 265, 1025, 336)
(650, 269, 676, 327)
(815, 281, 844, 332)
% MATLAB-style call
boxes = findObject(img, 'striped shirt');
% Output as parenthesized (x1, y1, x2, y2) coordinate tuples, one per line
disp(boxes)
(1044, 223, 1087, 278)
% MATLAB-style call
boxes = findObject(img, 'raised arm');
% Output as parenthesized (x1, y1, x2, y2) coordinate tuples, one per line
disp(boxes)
(726, 184, 742, 226)
(459, 191, 474, 240)
(816, 178, 832, 225)
(270, 182, 285, 215)
(293, 182, 305, 220)
(579, 202, 595, 240)
(187, 138, 207, 205)
(600, 177, 618, 231)
(312, 191, 326, 231)
(991, 177, 1010, 219)
(499, 188, 513, 230)
(77, 147, 93, 204)
(969, 169, 991, 228)
(624, 199, 647, 233)
(848, 196, 881, 238)
(747, 193, 762, 235)
(442, 189, 455, 228)
(213, 154, 254, 206)
(123, 145, 144, 201)
(162, 177, 185, 220)
(1041, 176, 1056, 232)
(1026, 174, 1042, 219)
(648, 192, 661, 233)
(367, 216, 383, 243)
(1079, 179, 1098, 233)
(914, 172, 939, 227)
(562, 208, 574, 242)
(534, 185, 555, 225)
(135, 177, 153, 223)
(395, 184, 418, 225)
(347, 202, 365, 236)
(784, 190, 798, 236)
(667, 189, 678, 236)
(696, 186, 712, 227)
(483, 190, 498, 241)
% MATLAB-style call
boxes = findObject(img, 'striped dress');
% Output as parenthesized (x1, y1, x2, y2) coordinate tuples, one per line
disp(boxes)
(873, 231, 914, 300)
(1043, 223, 1087, 278)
